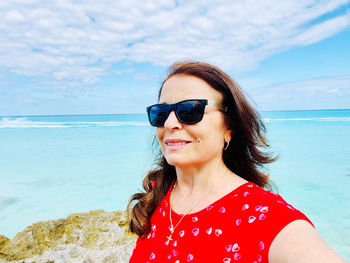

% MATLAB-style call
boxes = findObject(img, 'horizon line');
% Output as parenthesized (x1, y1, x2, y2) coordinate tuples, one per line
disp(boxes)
(1, 108, 350, 118)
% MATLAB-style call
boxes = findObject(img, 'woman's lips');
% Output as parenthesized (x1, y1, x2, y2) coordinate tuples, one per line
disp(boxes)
(164, 139, 191, 149)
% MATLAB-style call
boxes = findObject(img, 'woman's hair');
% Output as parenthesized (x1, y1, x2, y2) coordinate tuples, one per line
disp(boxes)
(127, 61, 276, 237)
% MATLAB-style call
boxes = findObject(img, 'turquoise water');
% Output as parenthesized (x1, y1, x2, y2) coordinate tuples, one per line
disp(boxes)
(0, 110, 349, 260)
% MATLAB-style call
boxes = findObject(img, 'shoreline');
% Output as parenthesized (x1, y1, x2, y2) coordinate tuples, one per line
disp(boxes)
(0, 210, 136, 263)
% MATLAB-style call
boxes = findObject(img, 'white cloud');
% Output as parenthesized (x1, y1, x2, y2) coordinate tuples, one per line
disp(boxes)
(0, 0, 349, 87)
(251, 75, 350, 110)
(3, 10, 24, 22)
(292, 13, 350, 46)
(327, 89, 339, 93)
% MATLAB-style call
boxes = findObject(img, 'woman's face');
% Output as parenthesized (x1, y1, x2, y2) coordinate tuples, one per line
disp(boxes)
(157, 74, 231, 168)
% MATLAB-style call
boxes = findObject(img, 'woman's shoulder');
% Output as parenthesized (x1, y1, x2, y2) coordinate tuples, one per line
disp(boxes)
(232, 182, 299, 207)
(229, 182, 313, 224)
(221, 182, 314, 259)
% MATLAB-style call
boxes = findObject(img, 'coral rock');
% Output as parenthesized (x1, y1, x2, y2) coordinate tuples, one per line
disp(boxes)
(0, 235, 9, 251)
(0, 210, 137, 263)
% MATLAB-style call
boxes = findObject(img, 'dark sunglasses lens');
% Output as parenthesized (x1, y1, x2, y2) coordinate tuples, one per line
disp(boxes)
(149, 105, 169, 127)
(177, 100, 205, 124)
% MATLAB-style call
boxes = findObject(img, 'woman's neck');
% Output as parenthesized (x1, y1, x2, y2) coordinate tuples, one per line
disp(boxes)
(174, 160, 227, 196)
(170, 159, 246, 214)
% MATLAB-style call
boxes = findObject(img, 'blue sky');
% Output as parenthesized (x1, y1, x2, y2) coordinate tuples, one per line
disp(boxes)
(0, 0, 349, 116)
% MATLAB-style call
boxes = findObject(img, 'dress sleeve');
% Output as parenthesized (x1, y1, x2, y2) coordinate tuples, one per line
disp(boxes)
(250, 189, 314, 261)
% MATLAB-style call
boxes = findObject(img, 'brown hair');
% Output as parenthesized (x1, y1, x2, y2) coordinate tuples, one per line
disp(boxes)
(127, 61, 276, 237)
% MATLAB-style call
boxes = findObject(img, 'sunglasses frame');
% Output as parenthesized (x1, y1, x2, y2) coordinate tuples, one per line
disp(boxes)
(146, 99, 227, 127)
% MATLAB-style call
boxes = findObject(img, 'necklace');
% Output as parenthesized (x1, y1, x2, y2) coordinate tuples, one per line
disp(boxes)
(166, 179, 219, 245)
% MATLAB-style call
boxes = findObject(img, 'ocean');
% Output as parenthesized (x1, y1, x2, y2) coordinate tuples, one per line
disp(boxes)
(0, 110, 349, 260)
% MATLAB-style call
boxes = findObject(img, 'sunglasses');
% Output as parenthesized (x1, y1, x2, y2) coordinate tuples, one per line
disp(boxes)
(146, 99, 227, 127)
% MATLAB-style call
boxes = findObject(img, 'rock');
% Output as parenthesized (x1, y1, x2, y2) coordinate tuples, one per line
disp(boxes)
(0, 235, 9, 252)
(0, 210, 137, 263)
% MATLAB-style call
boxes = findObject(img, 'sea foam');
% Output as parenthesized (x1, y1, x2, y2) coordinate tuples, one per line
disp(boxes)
(0, 117, 148, 128)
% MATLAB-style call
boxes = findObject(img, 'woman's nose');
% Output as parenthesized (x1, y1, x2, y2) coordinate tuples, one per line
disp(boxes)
(164, 111, 182, 130)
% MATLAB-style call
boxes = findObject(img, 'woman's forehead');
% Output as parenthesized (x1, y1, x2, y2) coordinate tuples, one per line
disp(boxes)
(159, 75, 222, 103)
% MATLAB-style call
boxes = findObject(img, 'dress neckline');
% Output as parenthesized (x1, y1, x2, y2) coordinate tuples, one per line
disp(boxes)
(166, 181, 254, 218)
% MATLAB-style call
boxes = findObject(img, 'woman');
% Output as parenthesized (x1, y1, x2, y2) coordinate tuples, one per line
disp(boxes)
(128, 61, 346, 262)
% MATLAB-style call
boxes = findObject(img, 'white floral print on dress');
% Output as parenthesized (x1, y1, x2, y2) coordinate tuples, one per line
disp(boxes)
(219, 207, 226, 213)
(235, 218, 242, 226)
(206, 227, 212, 235)
(215, 229, 223, 236)
(179, 230, 185, 237)
(259, 241, 265, 251)
(187, 253, 194, 261)
(192, 228, 200, 236)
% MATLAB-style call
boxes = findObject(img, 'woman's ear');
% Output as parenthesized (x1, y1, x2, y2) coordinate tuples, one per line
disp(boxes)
(225, 129, 233, 142)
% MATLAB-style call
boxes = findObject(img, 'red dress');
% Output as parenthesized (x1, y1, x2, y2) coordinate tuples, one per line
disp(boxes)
(129, 182, 313, 263)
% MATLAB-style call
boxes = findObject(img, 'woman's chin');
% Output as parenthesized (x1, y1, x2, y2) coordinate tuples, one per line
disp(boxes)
(165, 157, 191, 168)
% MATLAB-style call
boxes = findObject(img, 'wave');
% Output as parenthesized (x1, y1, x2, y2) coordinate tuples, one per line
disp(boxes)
(1, 116, 350, 128)
(0, 117, 149, 128)
(0, 196, 18, 208)
(263, 117, 350, 122)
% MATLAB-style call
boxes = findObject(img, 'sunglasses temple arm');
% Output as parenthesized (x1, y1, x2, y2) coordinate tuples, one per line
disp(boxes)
(208, 101, 228, 112)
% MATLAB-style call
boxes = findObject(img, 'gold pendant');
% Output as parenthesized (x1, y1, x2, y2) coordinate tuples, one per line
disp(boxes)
(166, 225, 174, 246)
(165, 234, 173, 245)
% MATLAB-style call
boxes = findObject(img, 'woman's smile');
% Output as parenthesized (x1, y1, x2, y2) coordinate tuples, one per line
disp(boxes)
(164, 138, 192, 150)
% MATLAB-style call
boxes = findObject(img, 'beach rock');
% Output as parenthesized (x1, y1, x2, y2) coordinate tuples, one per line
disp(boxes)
(0, 235, 9, 251)
(0, 210, 137, 263)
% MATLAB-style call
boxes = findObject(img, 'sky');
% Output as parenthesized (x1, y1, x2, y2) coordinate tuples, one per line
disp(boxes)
(0, 0, 350, 116)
